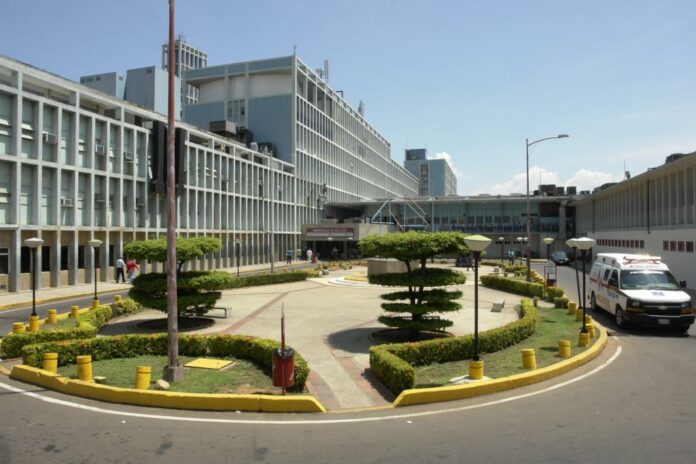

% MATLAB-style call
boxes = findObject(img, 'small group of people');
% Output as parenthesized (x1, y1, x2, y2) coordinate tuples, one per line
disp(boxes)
(115, 257, 139, 283)
(285, 248, 317, 264)
(507, 250, 517, 265)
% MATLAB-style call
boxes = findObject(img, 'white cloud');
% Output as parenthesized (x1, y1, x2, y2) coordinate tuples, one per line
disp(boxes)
(426, 151, 470, 193)
(486, 166, 622, 195)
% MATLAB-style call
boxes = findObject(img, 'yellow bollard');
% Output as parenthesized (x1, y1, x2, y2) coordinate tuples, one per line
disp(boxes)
(568, 301, 577, 315)
(584, 315, 593, 325)
(521, 348, 537, 369)
(134, 366, 151, 390)
(114, 295, 122, 303)
(42, 352, 58, 373)
(575, 307, 584, 322)
(578, 331, 590, 347)
(587, 323, 596, 338)
(12, 322, 26, 334)
(468, 360, 484, 380)
(47, 309, 58, 325)
(91, 299, 100, 310)
(70, 305, 80, 319)
(558, 340, 572, 358)
(28, 315, 40, 333)
(76, 355, 93, 382)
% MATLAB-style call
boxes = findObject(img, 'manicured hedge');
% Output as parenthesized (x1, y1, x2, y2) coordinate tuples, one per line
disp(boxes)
(228, 271, 309, 288)
(369, 299, 538, 394)
(0, 304, 112, 359)
(369, 268, 467, 287)
(21, 333, 309, 390)
(480, 274, 545, 298)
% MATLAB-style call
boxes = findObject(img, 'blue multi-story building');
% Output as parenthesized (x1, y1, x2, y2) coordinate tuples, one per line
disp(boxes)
(404, 148, 457, 196)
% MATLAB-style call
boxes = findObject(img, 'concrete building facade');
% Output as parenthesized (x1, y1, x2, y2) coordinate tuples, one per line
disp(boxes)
(575, 152, 696, 289)
(162, 35, 208, 106)
(404, 148, 457, 196)
(0, 55, 297, 293)
(184, 55, 419, 230)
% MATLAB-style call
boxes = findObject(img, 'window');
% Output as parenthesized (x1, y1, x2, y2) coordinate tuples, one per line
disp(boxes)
(41, 246, 51, 272)
(670, 241, 676, 252)
(0, 247, 8, 274)
(678, 241, 685, 252)
(60, 246, 69, 270)
(77, 246, 85, 269)
(20, 247, 30, 273)
(687, 242, 694, 253)
(663, 240, 669, 251)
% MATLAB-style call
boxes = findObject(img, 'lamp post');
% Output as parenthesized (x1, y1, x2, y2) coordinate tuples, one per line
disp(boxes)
(569, 237, 595, 335)
(543, 237, 554, 260)
(525, 134, 569, 282)
(565, 239, 582, 311)
(516, 237, 523, 262)
(24, 237, 44, 317)
(463, 234, 492, 380)
(498, 237, 505, 264)
(88, 239, 103, 302)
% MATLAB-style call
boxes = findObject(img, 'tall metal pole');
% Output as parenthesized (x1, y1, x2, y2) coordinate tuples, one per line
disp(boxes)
(163, 0, 182, 382)
(525, 139, 531, 282)
(473, 251, 480, 361)
(581, 250, 588, 333)
(31, 248, 37, 317)
(572, 246, 581, 306)
(93, 257, 98, 301)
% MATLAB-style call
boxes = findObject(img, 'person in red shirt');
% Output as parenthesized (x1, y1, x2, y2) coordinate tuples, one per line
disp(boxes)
(126, 259, 139, 283)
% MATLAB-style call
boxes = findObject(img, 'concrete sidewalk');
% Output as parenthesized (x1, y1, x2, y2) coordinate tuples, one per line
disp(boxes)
(0, 259, 314, 311)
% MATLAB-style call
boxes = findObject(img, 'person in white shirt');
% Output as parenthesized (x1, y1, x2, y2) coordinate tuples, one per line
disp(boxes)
(115, 257, 126, 283)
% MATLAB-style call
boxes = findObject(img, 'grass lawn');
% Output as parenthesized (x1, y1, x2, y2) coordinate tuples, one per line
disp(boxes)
(57, 355, 288, 394)
(414, 306, 594, 387)
(41, 317, 79, 331)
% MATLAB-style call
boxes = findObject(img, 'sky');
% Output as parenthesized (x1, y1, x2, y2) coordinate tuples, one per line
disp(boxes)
(2, 0, 695, 195)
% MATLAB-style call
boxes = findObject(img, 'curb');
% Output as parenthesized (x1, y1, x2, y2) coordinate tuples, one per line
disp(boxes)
(393, 324, 608, 407)
(0, 289, 127, 312)
(9, 364, 326, 413)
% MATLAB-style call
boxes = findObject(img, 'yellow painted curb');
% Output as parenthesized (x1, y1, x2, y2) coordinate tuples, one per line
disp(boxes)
(5, 306, 93, 335)
(0, 365, 11, 376)
(9, 365, 326, 413)
(0, 289, 125, 312)
(393, 324, 609, 407)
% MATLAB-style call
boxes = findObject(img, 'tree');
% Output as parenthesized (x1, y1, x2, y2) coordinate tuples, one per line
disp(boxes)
(124, 237, 231, 317)
(360, 231, 468, 334)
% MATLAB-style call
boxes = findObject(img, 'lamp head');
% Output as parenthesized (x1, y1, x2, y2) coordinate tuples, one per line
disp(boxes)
(574, 237, 596, 251)
(558, 134, 569, 138)
(543, 237, 555, 245)
(24, 237, 44, 249)
(464, 234, 492, 253)
(498, 237, 505, 241)
(89, 239, 103, 248)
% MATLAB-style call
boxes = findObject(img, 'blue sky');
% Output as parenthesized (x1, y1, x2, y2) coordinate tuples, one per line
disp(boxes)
(3, 0, 695, 194)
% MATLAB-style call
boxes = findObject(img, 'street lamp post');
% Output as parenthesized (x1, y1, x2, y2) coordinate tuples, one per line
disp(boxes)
(498, 237, 505, 264)
(24, 237, 44, 317)
(568, 237, 596, 336)
(543, 237, 554, 260)
(526, 134, 569, 281)
(516, 237, 523, 262)
(463, 234, 492, 380)
(565, 239, 582, 311)
(89, 239, 103, 302)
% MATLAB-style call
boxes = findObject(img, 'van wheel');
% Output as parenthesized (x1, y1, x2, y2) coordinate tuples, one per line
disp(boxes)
(590, 292, 598, 311)
(615, 306, 628, 329)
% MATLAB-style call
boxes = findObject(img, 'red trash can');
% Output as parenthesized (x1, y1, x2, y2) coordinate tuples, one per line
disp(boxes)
(272, 348, 295, 388)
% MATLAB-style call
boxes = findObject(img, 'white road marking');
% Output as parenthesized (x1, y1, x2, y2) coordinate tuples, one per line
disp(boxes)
(0, 342, 622, 426)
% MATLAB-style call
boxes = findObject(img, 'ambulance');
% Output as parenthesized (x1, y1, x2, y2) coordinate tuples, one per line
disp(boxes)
(588, 253, 694, 333)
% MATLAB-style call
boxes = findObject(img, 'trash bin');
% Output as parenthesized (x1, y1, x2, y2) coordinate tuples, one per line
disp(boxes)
(311, 256, 317, 264)
(272, 348, 295, 388)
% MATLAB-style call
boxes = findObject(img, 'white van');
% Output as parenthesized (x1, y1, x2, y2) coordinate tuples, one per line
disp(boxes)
(588, 253, 694, 333)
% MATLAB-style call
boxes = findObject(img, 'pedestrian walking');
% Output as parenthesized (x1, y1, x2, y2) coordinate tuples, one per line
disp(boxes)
(331, 246, 338, 261)
(307, 248, 314, 263)
(126, 259, 139, 283)
(286, 249, 293, 265)
(115, 257, 126, 283)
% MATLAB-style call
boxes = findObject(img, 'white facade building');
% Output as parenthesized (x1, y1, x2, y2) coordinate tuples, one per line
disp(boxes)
(575, 152, 696, 291)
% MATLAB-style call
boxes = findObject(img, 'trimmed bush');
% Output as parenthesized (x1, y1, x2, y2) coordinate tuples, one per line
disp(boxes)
(228, 271, 308, 288)
(21, 333, 309, 391)
(110, 298, 143, 317)
(370, 299, 537, 394)
(553, 296, 570, 309)
(0, 304, 112, 359)
(545, 286, 564, 300)
(480, 274, 545, 298)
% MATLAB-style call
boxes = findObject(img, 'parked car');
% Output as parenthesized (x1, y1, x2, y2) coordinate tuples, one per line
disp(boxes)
(550, 251, 570, 265)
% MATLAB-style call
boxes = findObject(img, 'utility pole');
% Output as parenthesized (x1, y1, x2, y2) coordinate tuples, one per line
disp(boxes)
(163, 0, 183, 382)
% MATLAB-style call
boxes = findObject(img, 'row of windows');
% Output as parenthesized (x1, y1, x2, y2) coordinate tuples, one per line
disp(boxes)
(663, 240, 696, 253)
(596, 238, 645, 249)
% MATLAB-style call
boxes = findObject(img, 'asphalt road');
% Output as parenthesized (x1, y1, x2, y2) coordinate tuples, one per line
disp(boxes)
(0, 264, 694, 463)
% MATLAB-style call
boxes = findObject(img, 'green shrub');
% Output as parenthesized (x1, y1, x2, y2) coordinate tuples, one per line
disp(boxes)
(228, 271, 308, 288)
(21, 333, 309, 390)
(545, 286, 564, 301)
(553, 296, 569, 309)
(111, 298, 143, 317)
(480, 274, 544, 298)
(370, 299, 537, 394)
(0, 304, 112, 359)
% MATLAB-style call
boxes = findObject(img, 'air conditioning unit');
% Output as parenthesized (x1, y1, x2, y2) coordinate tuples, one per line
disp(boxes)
(43, 132, 58, 144)
(60, 197, 73, 207)
(250, 142, 259, 151)
(95, 144, 106, 155)
(124, 151, 134, 161)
